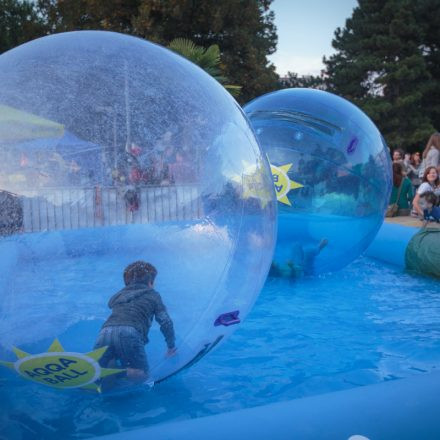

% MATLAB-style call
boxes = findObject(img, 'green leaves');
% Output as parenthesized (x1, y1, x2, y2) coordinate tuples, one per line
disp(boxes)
(0, 0, 46, 54)
(168, 37, 242, 98)
(324, 0, 439, 151)
(1, 0, 278, 104)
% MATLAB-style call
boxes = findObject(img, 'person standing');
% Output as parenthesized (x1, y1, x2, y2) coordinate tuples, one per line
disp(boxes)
(389, 162, 413, 216)
(419, 133, 440, 178)
(392, 148, 405, 165)
(407, 152, 422, 193)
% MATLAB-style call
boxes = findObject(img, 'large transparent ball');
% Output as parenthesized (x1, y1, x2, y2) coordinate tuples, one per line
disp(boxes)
(244, 88, 391, 276)
(0, 31, 276, 392)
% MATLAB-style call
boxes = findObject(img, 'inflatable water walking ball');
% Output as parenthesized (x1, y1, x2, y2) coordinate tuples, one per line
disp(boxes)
(244, 88, 391, 276)
(0, 31, 276, 393)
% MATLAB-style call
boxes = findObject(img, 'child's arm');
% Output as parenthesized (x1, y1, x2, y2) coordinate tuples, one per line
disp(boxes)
(412, 192, 424, 217)
(155, 296, 176, 350)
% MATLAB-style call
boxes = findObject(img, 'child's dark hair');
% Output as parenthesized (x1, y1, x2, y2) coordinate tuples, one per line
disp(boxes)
(422, 191, 438, 206)
(123, 261, 157, 286)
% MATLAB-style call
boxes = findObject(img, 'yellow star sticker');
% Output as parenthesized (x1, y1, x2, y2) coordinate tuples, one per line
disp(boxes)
(227, 159, 273, 208)
(270, 162, 303, 206)
(0, 338, 124, 392)
(242, 166, 273, 208)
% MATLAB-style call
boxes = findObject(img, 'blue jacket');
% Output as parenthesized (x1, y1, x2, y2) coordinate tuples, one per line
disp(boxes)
(424, 206, 440, 222)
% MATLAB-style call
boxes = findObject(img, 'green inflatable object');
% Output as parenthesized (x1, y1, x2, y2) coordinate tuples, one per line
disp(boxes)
(405, 228, 440, 279)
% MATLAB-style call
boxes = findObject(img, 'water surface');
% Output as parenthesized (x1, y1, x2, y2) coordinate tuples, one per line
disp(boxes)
(1, 256, 439, 439)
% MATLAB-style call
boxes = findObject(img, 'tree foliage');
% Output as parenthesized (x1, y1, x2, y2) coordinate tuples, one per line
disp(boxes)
(279, 72, 326, 90)
(34, 0, 279, 103)
(0, 0, 46, 53)
(323, 0, 440, 151)
(168, 38, 242, 97)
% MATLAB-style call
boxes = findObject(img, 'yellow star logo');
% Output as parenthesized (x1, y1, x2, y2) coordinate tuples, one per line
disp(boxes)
(242, 166, 273, 208)
(228, 159, 273, 208)
(0, 339, 124, 392)
(270, 162, 303, 206)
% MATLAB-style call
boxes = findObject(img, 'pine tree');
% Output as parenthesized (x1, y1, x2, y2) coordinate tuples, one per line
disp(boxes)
(279, 72, 326, 90)
(324, 0, 439, 151)
(415, 0, 440, 135)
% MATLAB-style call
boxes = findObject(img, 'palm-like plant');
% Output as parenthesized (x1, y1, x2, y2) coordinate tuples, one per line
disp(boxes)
(168, 38, 241, 98)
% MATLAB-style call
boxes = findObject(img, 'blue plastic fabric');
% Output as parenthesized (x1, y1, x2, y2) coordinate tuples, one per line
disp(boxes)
(98, 371, 440, 440)
(244, 88, 391, 275)
(364, 222, 418, 268)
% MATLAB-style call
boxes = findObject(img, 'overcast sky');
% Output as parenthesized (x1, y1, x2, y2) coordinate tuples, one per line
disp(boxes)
(268, 0, 358, 77)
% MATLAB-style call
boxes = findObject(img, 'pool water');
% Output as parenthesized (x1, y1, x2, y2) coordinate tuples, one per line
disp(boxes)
(1, 255, 440, 439)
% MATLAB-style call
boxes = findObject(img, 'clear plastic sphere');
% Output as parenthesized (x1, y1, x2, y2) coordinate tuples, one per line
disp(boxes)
(0, 31, 276, 392)
(244, 88, 391, 276)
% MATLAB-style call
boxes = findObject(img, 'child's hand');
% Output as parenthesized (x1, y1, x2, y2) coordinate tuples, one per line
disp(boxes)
(166, 347, 177, 358)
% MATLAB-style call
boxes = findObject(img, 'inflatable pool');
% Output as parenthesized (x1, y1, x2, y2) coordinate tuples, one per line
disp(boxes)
(91, 221, 440, 440)
(2, 31, 438, 440)
(1, 220, 440, 440)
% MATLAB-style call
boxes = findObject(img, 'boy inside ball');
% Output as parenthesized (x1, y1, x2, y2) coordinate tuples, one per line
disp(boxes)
(94, 261, 176, 385)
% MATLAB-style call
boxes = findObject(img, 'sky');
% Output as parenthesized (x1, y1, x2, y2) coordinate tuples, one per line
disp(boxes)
(268, 0, 358, 77)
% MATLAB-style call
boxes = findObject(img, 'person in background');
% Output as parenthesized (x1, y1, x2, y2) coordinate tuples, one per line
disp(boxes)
(160, 146, 176, 185)
(392, 148, 405, 166)
(422, 133, 440, 169)
(0, 190, 23, 236)
(389, 162, 413, 216)
(114, 143, 143, 212)
(421, 192, 440, 225)
(67, 160, 81, 185)
(269, 238, 328, 279)
(169, 151, 196, 184)
(403, 152, 411, 175)
(407, 152, 422, 193)
(412, 166, 440, 218)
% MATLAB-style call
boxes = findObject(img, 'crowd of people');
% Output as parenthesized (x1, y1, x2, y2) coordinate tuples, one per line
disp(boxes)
(112, 140, 197, 189)
(0, 130, 199, 214)
(0, 129, 198, 192)
(389, 132, 440, 224)
(111, 137, 198, 212)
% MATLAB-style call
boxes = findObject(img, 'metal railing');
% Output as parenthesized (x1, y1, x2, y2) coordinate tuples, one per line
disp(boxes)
(20, 184, 202, 233)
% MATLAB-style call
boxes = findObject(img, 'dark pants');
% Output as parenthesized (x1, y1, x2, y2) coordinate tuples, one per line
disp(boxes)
(94, 325, 148, 372)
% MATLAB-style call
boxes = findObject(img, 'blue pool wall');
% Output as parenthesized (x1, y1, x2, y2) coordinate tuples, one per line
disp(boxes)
(100, 222, 440, 440)
(363, 222, 417, 268)
(100, 370, 440, 440)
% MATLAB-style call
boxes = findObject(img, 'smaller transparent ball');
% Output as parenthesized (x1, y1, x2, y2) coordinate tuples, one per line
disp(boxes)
(244, 88, 391, 275)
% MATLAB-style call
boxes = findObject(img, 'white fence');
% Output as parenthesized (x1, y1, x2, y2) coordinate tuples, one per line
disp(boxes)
(21, 185, 202, 233)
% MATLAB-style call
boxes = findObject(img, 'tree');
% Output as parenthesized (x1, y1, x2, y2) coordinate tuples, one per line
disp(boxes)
(0, 0, 46, 54)
(279, 72, 326, 90)
(415, 0, 440, 135)
(168, 38, 241, 97)
(323, 0, 439, 151)
(36, 0, 279, 104)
